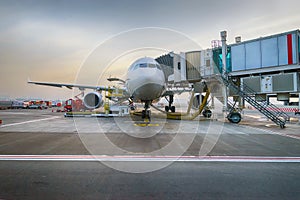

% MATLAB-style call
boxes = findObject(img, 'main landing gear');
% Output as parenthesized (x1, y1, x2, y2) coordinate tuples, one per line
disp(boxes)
(165, 95, 176, 113)
(142, 101, 151, 121)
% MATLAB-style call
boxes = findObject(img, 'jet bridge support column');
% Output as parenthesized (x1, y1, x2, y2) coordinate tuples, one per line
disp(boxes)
(239, 96, 244, 110)
(221, 31, 228, 113)
(211, 95, 215, 109)
(298, 93, 300, 113)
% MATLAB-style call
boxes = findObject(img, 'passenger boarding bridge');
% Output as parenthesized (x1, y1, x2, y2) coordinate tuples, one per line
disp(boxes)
(155, 29, 300, 128)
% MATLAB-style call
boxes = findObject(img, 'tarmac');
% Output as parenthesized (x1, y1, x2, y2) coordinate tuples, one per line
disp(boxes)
(0, 109, 300, 199)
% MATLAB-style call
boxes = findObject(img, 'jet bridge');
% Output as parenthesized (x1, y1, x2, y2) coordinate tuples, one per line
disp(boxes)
(154, 29, 300, 127)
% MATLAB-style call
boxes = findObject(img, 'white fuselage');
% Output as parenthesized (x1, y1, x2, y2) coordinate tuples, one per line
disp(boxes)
(125, 57, 166, 102)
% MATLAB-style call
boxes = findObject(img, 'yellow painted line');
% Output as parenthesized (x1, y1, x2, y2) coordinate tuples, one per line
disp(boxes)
(134, 123, 160, 127)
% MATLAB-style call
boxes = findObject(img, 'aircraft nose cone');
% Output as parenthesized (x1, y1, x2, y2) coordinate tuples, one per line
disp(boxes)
(143, 73, 156, 83)
(134, 83, 165, 100)
(127, 67, 166, 101)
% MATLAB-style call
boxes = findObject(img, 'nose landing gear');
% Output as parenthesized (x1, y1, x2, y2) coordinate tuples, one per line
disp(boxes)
(142, 110, 151, 121)
(142, 101, 151, 122)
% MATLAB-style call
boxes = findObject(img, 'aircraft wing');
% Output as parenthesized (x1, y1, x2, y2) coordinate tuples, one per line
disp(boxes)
(28, 80, 115, 92)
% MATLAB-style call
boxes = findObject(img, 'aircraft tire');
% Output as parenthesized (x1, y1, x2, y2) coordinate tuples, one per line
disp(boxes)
(142, 110, 146, 119)
(146, 110, 151, 121)
(165, 106, 169, 112)
(171, 106, 175, 113)
(227, 112, 241, 124)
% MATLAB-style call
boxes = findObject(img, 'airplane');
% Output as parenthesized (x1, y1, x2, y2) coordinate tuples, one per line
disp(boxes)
(28, 57, 185, 120)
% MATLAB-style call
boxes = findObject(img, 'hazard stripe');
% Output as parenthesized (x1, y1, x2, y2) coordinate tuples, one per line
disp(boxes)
(248, 107, 299, 113)
(266, 107, 299, 112)
(287, 34, 293, 64)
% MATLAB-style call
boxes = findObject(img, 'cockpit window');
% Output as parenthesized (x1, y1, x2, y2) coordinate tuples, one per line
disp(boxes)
(148, 64, 156, 68)
(139, 63, 147, 68)
(130, 62, 162, 71)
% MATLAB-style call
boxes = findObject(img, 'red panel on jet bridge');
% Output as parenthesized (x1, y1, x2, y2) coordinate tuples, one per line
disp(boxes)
(287, 34, 293, 64)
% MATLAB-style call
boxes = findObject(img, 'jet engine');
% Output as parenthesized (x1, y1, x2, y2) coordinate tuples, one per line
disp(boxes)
(83, 92, 104, 109)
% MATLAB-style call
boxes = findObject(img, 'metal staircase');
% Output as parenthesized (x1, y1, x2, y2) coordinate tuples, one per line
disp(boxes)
(219, 74, 289, 128)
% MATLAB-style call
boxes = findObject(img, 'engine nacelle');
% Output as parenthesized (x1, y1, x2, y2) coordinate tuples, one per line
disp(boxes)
(83, 92, 104, 110)
(192, 94, 204, 109)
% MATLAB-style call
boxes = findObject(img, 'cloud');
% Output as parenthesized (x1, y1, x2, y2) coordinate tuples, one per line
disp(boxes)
(0, 0, 300, 99)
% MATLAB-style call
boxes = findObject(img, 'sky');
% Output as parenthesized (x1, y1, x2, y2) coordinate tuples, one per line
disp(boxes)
(0, 0, 299, 100)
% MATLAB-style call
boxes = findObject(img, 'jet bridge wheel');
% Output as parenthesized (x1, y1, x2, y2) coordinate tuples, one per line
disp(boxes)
(202, 109, 212, 118)
(227, 112, 242, 124)
(280, 124, 285, 129)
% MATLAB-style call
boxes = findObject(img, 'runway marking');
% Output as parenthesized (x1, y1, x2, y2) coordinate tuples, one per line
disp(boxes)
(0, 116, 61, 128)
(0, 155, 300, 162)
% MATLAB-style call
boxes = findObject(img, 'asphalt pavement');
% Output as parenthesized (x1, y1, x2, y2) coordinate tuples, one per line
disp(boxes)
(0, 109, 299, 199)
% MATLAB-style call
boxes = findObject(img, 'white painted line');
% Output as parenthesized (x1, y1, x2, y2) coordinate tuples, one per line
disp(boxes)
(243, 114, 262, 119)
(0, 116, 61, 128)
(0, 155, 300, 162)
(237, 124, 300, 140)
